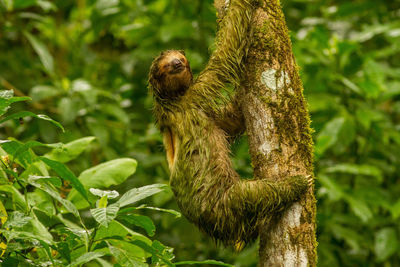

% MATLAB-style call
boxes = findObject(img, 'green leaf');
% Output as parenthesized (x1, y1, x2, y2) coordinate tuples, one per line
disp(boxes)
(315, 116, 356, 157)
(4, 211, 31, 228)
(29, 212, 54, 244)
(340, 76, 362, 95)
(96, 220, 152, 245)
(36, 0, 56, 11)
(374, 227, 398, 262)
(330, 224, 362, 252)
(135, 206, 181, 218)
(1, 140, 36, 168)
(98, 195, 108, 208)
(44, 137, 96, 163)
(12, 140, 61, 162)
(0, 0, 13, 10)
(175, 260, 234, 266)
(307, 93, 339, 113)
(28, 176, 80, 218)
(0, 185, 28, 211)
(151, 240, 174, 264)
(130, 240, 173, 266)
(0, 200, 7, 226)
(355, 108, 384, 130)
(90, 188, 119, 199)
(0, 89, 31, 116)
(2, 211, 53, 244)
(117, 184, 168, 208)
(78, 158, 137, 188)
(101, 103, 130, 124)
(68, 251, 105, 267)
(24, 31, 55, 75)
(345, 196, 373, 222)
(95, 258, 113, 267)
(30, 85, 61, 102)
(1, 229, 52, 245)
(107, 243, 148, 267)
(28, 175, 62, 187)
(38, 239, 55, 265)
(68, 158, 137, 209)
(390, 200, 400, 219)
(0, 90, 14, 99)
(57, 241, 71, 263)
(317, 174, 344, 201)
(315, 117, 345, 157)
(160, 20, 194, 42)
(90, 204, 119, 227)
(324, 163, 383, 182)
(119, 214, 156, 236)
(12, 0, 36, 9)
(39, 157, 88, 201)
(0, 111, 64, 132)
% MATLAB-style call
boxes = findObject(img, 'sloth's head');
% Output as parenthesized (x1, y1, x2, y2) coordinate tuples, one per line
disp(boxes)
(149, 50, 193, 101)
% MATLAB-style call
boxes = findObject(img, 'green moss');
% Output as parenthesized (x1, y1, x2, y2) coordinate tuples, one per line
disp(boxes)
(250, 0, 317, 264)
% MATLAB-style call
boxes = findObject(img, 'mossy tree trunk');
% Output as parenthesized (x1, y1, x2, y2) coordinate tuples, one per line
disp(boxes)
(215, 0, 317, 266)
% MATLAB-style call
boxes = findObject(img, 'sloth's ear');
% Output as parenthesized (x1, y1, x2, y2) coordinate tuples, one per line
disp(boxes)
(178, 50, 186, 56)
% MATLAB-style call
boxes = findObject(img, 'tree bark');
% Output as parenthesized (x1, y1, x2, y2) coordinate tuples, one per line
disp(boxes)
(215, 0, 317, 266)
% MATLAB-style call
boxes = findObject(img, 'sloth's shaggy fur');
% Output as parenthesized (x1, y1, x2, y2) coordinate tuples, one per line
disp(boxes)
(148, 0, 309, 248)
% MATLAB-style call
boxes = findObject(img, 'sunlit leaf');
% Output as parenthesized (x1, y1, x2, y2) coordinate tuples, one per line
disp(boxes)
(117, 184, 168, 208)
(90, 204, 119, 227)
(90, 188, 119, 199)
(0, 89, 31, 116)
(78, 158, 137, 188)
(45, 137, 96, 163)
(0, 111, 64, 132)
(374, 228, 398, 262)
(136, 206, 181, 218)
(28, 175, 62, 187)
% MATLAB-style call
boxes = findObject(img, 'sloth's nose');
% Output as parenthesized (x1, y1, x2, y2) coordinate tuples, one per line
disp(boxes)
(172, 59, 182, 68)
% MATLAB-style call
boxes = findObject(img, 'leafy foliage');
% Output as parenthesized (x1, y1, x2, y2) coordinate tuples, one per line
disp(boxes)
(0, 93, 231, 266)
(285, 0, 400, 265)
(1, 0, 400, 266)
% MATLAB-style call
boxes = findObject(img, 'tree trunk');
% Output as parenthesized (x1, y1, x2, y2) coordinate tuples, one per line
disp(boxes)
(215, 0, 317, 266)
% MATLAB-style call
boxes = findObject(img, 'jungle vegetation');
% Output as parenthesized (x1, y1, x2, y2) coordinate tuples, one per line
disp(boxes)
(0, 0, 400, 266)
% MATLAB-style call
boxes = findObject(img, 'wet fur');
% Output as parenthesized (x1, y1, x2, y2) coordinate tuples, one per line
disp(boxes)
(148, 0, 309, 247)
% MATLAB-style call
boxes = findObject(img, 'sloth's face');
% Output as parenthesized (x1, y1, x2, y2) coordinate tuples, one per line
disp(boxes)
(159, 51, 189, 75)
(155, 50, 193, 98)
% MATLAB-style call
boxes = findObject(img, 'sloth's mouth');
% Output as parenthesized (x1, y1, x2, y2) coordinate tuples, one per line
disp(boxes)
(169, 66, 185, 74)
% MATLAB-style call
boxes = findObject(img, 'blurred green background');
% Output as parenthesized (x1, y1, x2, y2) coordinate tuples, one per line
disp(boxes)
(1, 0, 400, 266)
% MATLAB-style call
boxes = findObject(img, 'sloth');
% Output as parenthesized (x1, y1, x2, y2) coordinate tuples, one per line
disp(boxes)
(148, 0, 311, 248)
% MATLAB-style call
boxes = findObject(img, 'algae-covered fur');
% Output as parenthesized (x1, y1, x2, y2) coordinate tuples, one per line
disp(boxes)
(148, 0, 310, 247)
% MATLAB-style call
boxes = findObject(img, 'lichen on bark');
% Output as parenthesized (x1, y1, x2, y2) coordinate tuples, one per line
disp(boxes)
(216, 0, 317, 266)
